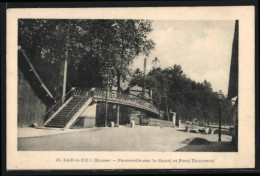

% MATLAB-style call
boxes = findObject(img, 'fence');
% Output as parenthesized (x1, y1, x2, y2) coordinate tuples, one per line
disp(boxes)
(93, 88, 159, 115)
(148, 118, 173, 127)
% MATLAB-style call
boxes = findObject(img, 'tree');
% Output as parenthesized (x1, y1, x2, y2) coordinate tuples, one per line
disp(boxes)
(134, 68, 143, 76)
(152, 56, 160, 68)
(128, 64, 234, 124)
(18, 19, 155, 101)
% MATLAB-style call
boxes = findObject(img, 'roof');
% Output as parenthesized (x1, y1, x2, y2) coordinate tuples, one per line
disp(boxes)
(129, 85, 149, 92)
(126, 85, 150, 99)
(18, 46, 54, 104)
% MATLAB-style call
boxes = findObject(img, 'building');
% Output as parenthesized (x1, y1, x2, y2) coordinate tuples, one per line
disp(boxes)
(18, 47, 54, 127)
(125, 85, 151, 99)
(227, 20, 238, 149)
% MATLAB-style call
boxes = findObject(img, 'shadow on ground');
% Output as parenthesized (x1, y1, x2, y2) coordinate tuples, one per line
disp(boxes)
(175, 137, 237, 152)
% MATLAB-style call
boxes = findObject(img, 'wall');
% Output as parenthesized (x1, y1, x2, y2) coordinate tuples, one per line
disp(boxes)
(18, 70, 47, 127)
(79, 102, 97, 128)
(149, 118, 173, 127)
(231, 103, 238, 150)
(178, 119, 186, 129)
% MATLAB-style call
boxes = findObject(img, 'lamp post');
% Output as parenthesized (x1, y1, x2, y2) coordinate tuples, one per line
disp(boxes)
(104, 60, 117, 128)
(103, 22, 118, 127)
(62, 21, 71, 104)
(217, 90, 223, 142)
(105, 66, 110, 127)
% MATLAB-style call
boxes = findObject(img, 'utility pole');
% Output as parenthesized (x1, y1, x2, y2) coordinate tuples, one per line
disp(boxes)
(62, 22, 70, 104)
(104, 22, 118, 127)
(218, 100, 222, 141)
(165, 97, 169, 121)
(105, 66, 110, 127)
(217, 90, 223, 142)
(116, 71, 121, 126)
(62, 59, 68, 104)
(142, 57, 147, 97)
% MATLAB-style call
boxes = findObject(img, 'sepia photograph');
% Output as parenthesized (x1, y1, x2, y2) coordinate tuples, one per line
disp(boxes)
(6, 6, 255, 170)
(17, 19, 238, 152)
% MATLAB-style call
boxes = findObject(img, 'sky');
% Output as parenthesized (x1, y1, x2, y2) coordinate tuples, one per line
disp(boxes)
(131, 20, 236, 96)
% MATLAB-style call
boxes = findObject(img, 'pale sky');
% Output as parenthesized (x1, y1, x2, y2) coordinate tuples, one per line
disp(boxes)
(131, 20, 236, 95)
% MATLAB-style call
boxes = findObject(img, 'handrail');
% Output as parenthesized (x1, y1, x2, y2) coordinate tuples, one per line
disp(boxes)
(185, 120, 232, 130)
(65, 90, 93, 125)
(43, 88, 75, 121)
(19, 46, 54, 99)
(93, 88, 159, 114)
(73, 87, 90, 96)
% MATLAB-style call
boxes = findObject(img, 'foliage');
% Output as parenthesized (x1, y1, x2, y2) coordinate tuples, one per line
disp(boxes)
(129, 64, 234, 124)
(152, 56, 159, 68)
(18, 19, 155, 100)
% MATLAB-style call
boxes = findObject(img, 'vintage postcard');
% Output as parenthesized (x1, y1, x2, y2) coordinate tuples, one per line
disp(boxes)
(6, 6, 255, 170)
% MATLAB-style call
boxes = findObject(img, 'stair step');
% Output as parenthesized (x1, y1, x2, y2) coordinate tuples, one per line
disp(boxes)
(53, 115, 67, 117)
(47, 121, 66, 124)
(53, 118, 67, 120)
(48, 119, 67, 121)
(58, 111, 77, 114)
(45, 125, 65, 128)
(57, 112, 76, 114)
(55, 114, 73, 117)
(47, 119, 67, 122)
(51, 116, 73, 120)
(52, 115, 66, 117)
(52, 116, 67, 118)
(46, 124, 66, 127)
(60, 108, 76, 110)
(47, 123, 66, 126)
(46, 122, 66, 125)
(56, 113, 70, 115)
(49, 120, 67, 123)
(44, 96, 86, 128)
(55, 115, 68, 117)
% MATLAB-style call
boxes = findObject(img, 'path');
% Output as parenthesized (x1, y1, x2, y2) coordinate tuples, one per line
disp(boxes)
(18, 126, 233, 151)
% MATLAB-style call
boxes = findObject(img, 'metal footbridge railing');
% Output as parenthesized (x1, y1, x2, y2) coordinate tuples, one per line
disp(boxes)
(44, 87, 160, 128)
(92, 88, 159, 115)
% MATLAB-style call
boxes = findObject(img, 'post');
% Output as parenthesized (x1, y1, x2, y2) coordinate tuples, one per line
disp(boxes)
(116, 71, 121, 126)
(62, 22, 70, 104)
(171, 112, 177, 126)
(165, 97, 169, 121)
(105, 68, 110, 127)
(62, 58, 68, 104)
(116, 106, 120, 126)
(218, 101, 222, 141)
(142, 57, 147, 97)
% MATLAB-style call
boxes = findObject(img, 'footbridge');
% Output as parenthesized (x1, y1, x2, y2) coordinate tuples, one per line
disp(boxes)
(43, 87, 159, 128)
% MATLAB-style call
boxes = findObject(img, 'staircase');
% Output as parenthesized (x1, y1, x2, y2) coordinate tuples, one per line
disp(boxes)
(45, 96, 82, 128)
